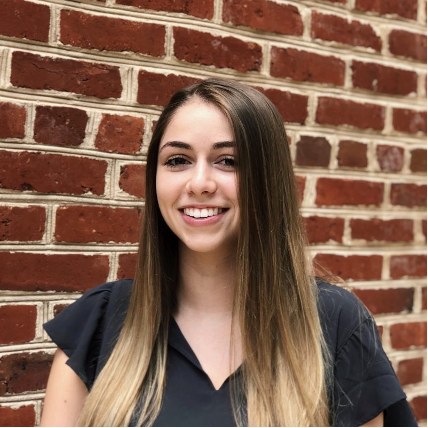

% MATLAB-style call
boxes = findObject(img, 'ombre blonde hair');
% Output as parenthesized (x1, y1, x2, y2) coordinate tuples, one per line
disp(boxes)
(77, 79, 332, 427)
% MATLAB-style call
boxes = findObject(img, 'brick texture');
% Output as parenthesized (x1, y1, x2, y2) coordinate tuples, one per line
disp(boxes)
(0, 0, 426, 417)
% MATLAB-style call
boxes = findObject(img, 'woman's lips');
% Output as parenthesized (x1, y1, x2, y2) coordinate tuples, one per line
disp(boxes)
(179, 208, 229, 226)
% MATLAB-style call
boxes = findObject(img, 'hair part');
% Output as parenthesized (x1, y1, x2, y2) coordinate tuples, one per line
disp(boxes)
(77, 78, 332, 427)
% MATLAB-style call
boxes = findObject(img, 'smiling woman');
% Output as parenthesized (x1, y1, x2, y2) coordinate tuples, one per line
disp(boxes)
(40, 79, 417, 427)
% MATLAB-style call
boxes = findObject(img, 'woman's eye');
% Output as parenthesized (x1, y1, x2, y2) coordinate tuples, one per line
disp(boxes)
(219, 157, 235, 168)
(165, 157, 235, 168)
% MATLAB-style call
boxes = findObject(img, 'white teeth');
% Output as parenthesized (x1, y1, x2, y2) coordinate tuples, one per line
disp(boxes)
(183, 208, 222, 218)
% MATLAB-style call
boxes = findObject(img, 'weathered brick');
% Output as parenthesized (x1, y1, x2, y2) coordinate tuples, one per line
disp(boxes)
(117, 253, 138, 279)
(0, 252, 109, 292)
(0, 352, 53, 395)
(0, 102, 26, 139)
(396, 358, 424, 386)
(311, 11, 382, 52)
(351, 218, 413, 242)
(410, 149, 427, 173)
(116, 0, 214, 19)
(270, 47, 345, 86)
(376, 145, 404, 172)
(390, 322, 427, 349)
(173, 27, 262, 73)
(393, 108, 427, 134)
(55, 206, 140, 244)
(353, 288, 414, 314)
(0, 206, 45, 241)
(53, 303, 69, 317)
(314, 254, 383, 281)
(0, 405, 35, 427)
(304, 216, 344, 244)
(316, 97, 385, 131)
(410, 396, 427, 421)
(337, 140, 368, 168)
(223, 0, 303, 36)
(0, 151, 107, 196)
(0, 0, 50, 42)
(257, 87, 308, 124)
(119, 164, 146, 198)
(390, 255, 427, 279)
(295, 175, 306, 204)
(60, 10, 165, 57)
(34, 106, 88, 147)
(95, 114, 144, 154)
(352, 61, 417, 95)
(355, 0, 418, 19)
(295, 136, 331, 167)
(0, 305, 37, 345)
(316, 178, 384, 207)
(138, 71, 200, 106)
(11, 51, 122, 99)
(389, 30, 427, 62)
(390, 183, 427, 207)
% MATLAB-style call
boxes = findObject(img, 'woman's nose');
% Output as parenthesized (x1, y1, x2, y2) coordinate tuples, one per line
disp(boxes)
(185, 161, 217, 195)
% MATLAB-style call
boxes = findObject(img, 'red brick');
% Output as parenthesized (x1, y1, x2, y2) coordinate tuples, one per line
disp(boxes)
(390, 255, 427, 279)
(410, 396, 427, 421)
(311, 11, 382, 52)
(117, 253, 138, 279)
(0, 252, 109, 292)
(0, 150, 107, 196)
(389, 30, 427, 62)
(55, 206, 140, 244)
(393, 108, 427, 134)
(422, 286, 427, 310)
(316, 97, 385, 131)
(410, 149, 427, 173)
(396, 358, 424, 386)
(0, 0, 50, 42)
(295, 136, 331, 167)
(390, 322, 427, 349)
(390, 183, 427, 207)
(337, 140, 368, 168)
(257, 87, 308, 124)
(0, 352, 53, 395)
(116, 0, 214, 19)
(11, 51, 122, 99)
(173, 27, 262, 73)
(352, 61, 417, 95)
(351, 218, 413, 242)
(0, 405, 35, 427)
(95, 114, 144, 154)
(314, 254, 383, 281)
(223, 0, 303, 36)
(60, 10, 165, 57)
(316, 178, 384, 207)
(355, 0, 418, 19)
(0, 206, 45, 241)
(119, 164, 146, 198)
(376, 145, 404, 172)
(295, 175, 306, 204)
(304, 216, 344, 244)
(34, 106, 88, 147)
(138, 71, 200, 107)
(0, 305, 37, 345)
(53, 303, 69, 317)
(271, 47, 345, 86)
(353, 288, 414, 315)
(0, 102, 26, 139)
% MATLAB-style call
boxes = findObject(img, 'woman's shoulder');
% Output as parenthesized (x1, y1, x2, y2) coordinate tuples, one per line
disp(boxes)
(315, 279, 373, 356)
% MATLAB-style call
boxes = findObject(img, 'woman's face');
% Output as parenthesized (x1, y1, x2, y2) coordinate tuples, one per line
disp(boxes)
(156, 98, 240, 254)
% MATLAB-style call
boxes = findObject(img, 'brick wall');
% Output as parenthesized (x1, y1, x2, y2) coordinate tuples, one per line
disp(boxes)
(0, 0, 426, 425)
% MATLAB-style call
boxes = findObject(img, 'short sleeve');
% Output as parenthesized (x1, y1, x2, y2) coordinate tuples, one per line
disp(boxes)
(43, 282, 113, 391)
(332, 316, 417, 427)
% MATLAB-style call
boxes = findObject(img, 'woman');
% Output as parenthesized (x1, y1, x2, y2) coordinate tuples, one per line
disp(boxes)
(41, 79, 416, 427)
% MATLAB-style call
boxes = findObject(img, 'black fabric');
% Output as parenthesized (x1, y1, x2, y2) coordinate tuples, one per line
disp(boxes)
(43, 279, 417, 427)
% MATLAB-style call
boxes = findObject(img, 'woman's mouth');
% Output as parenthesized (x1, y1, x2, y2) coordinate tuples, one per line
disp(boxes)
(179, 207, 229, 225)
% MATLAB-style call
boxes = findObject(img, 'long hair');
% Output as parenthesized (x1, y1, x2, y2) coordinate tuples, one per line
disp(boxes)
(77, 79, 332, 426)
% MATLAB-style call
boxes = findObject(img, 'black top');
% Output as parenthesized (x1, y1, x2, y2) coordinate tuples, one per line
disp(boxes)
(43, 279, 417, 427)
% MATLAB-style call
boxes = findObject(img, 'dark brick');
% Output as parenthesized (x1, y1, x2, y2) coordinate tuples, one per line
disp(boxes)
(295, 136, 331, 167)
(337, 140, 368, 168)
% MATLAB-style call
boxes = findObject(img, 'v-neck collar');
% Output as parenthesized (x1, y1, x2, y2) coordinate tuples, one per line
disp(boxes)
(168, 317, 243, 391)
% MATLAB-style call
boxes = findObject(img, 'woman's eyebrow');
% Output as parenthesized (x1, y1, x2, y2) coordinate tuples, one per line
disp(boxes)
(159, 141, 235, 153)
